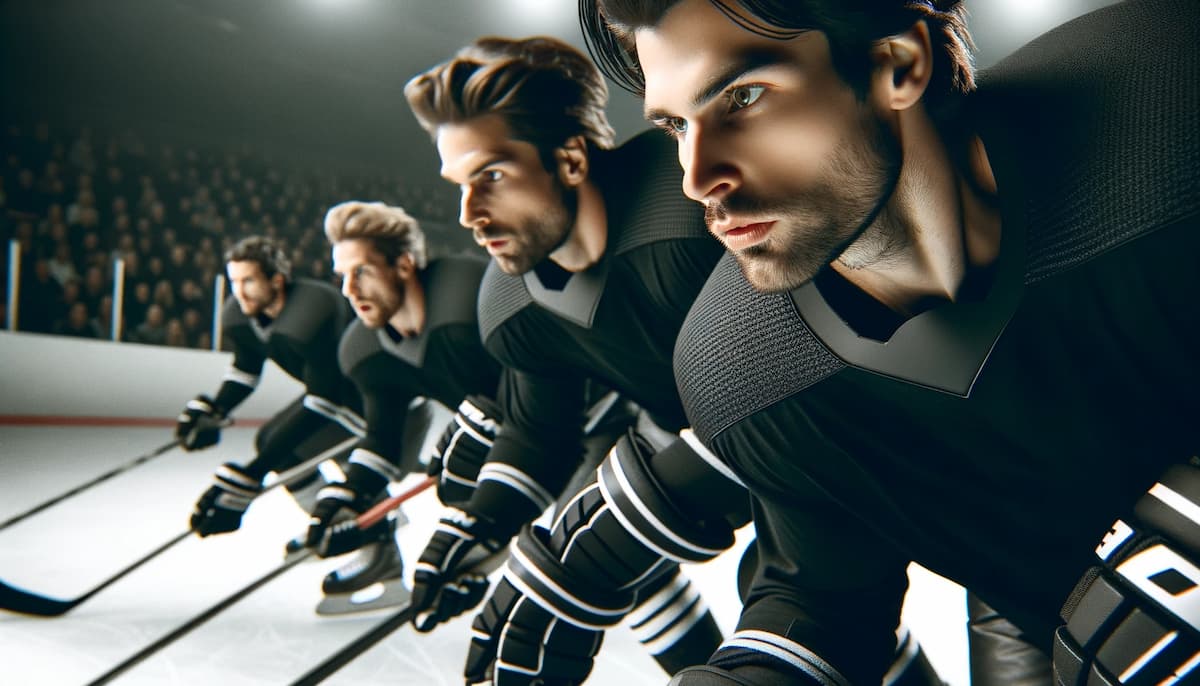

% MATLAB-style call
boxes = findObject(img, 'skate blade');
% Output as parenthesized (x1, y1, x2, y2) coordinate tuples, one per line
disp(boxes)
(315, 579, 412, 616)
(282, 534, 315, 564)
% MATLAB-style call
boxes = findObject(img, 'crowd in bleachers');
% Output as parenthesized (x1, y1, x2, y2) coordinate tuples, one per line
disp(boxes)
(0, 120, 464, 349)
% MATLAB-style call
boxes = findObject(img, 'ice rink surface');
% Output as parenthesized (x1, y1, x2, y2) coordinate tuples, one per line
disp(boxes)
(0, 425, 969, 685)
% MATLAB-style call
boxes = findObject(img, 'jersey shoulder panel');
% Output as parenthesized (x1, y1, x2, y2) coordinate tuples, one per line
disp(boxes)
(337, 319, 384, 378)
(975, 0, 1199, 283)
(273, 278, 351, 343)
(424, 254, 487, 332)
(598, 131, 709, 256)
(675, 254, 845, 444)
(477, 259, 536, 344)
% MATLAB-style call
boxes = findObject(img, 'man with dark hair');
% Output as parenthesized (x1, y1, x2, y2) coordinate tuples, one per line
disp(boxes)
(404, 33, 941, 685)
(179, 235, 370, 594)
(402, 34, 731, 682)
(466, 1, 1199, 685)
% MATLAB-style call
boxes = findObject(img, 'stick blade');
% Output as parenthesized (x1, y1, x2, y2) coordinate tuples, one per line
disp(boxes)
(0, 579, 76, 617)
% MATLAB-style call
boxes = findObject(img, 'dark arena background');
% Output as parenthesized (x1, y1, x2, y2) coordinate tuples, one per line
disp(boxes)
(0, 1, 1121, 684)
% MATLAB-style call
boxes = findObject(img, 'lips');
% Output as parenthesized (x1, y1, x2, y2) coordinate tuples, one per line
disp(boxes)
(483, 239, 509, 255)
(717, 220, 776, 251)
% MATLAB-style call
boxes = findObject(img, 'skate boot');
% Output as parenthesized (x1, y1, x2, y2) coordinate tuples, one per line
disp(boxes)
(315, 517, 410, 616)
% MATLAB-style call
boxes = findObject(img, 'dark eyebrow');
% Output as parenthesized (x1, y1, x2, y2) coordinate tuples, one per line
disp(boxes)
(644, 49, 787, 123)
(441, 153, 510, 183)
(467, 154, 510, 180)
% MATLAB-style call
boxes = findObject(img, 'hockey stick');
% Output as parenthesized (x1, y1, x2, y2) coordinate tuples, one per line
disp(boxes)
(0, 438, 183, 532)
(0, 436, 355, 617)
(85, 475, 437, 686)
(289, 547, 508, 686)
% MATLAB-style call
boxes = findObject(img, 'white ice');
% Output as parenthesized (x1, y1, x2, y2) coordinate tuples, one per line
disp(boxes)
(0, 425, 967, 685)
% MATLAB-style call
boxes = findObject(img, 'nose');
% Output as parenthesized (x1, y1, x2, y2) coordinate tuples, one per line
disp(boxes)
(341, 273, 357, 300)
(458, 187, 489, 231)
(679, 126, 740, 203)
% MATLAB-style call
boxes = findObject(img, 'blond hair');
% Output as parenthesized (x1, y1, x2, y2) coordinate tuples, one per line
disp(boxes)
(324, 201, 428, 269)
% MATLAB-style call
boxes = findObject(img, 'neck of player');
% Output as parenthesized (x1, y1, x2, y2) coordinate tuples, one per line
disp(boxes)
(549, 179, 607, 273)
(388, 275, 426, 338)
(831, 106, 1001, 319)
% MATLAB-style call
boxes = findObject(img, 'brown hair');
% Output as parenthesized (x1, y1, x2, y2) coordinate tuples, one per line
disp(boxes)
(405, 35, 616, 169)
(224, 236, 291, 282)
(324, 201, 428, 269)
(583, 0, 974, 126)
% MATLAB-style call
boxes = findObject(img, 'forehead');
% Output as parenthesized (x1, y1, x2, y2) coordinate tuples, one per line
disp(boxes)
(636, 0, 803, 115)
(435, 113, 539, 182)
(331, 238, 383, 267)
(226, 260, 264, 279)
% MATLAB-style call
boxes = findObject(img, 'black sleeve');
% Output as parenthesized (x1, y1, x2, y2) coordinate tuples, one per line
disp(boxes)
(212, 328, 266, 414)
(298, 325, 346, 404)
(709, 431, 910, 685)
(354, 379, 418, 469)
(470, 316, 588, 535)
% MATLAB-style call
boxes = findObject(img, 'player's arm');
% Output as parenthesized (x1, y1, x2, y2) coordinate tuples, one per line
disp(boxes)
(304, 378, 416, 556)
(409, 365, 589, 630)
(297, 325, 364, 438)
(464, 430, 751, 684)
(688, 493, 910, 686)
(175, 330, 264, 451)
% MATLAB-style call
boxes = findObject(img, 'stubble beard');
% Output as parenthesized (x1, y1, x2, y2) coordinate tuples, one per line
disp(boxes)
(711, 108, 904, 293)
(489, 184, 578, 276)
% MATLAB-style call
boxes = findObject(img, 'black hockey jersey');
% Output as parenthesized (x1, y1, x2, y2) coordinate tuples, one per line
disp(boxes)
(473, 129, 723, 527)
(214, 277, 358, 414)
(673, 0, 1200, 682)
(338, 255, 501, 463)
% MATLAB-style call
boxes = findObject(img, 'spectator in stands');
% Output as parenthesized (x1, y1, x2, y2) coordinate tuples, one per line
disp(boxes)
(128, 303, 166, 345)
(54, 301, 99, 339)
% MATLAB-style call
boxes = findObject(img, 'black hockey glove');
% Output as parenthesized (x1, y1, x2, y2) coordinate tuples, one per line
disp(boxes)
(426, 395, 501, 506)
(190, 462, 262, 536)
(410, 507, 507, 632)
(464, 525, 627, 685)
(305, 482, 376, 557)
(175, 394, 225, 451)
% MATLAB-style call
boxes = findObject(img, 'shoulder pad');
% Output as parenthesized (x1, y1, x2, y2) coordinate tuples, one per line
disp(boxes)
(674, 254, 844, 444)
(337, 319, 384, 377)
(600, 131, 709, 256)
(477, 260, 535, 343)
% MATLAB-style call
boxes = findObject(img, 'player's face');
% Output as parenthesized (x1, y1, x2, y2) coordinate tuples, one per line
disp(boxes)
(437, 113, 573, 275)
(636, 0, 901, 292)
(331, 239, 403, 329)
(226, 260, 279, 316)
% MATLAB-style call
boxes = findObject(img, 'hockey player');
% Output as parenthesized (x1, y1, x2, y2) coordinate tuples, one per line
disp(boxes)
(180, 236, 363, 543)
(403, 35, 942, 684)
(468, 1, 1200, 685)
(304, 200, 505, 614)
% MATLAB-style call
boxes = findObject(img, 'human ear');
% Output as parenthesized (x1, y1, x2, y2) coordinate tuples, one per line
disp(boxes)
(869, 20, 933, 112)
(395, 253, 416, 281)
(555, 135, 590, 187)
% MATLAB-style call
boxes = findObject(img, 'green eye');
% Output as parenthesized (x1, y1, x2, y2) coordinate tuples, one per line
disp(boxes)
(728, 84, 766, 112)
(668, 117, 688, 134)
(484, 169, 503, 182)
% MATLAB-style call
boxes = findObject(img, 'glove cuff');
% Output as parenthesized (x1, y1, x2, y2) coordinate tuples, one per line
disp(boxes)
(504, 523, 636, 630)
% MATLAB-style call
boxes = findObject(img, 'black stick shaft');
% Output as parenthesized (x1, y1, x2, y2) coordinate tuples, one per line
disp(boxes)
(86, 550, 315, 685)
(0, 436, 354, 617)
(0, 439, 181, 531)
(290, 547, 505, 686)
(290, 601, 420, 686)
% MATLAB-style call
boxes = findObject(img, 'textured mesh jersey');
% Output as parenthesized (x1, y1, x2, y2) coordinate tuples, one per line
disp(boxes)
(673, 1, 1200, 683)
(473, 129, 723, 528)
(337, 255, 501, 464)
(216, 277, 358, 414)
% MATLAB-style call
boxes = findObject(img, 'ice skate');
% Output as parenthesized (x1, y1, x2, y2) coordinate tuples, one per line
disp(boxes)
(315, 518, 410, 616)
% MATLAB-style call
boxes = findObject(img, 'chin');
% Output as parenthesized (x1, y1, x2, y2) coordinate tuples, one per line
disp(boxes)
(736, 253, 816, 294)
